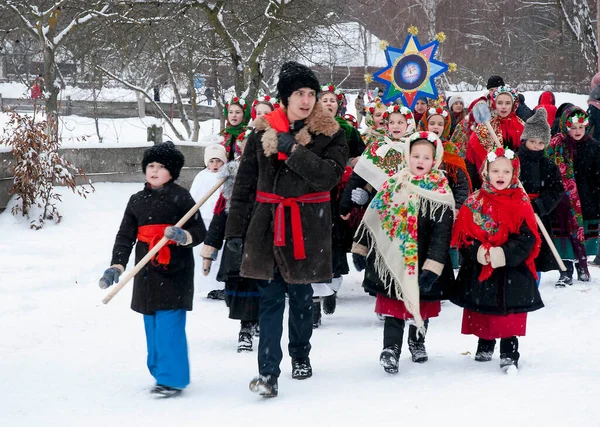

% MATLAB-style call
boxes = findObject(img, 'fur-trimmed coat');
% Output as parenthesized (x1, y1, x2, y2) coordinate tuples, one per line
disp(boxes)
(224, 103, 349, 284)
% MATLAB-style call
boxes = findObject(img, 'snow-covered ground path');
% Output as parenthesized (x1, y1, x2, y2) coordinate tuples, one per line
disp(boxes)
(2, 183, 599, 426)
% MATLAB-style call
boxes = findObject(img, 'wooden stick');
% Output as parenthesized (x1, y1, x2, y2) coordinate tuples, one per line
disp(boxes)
(102, 177, 227, 304)
(482, 119, 566, 272)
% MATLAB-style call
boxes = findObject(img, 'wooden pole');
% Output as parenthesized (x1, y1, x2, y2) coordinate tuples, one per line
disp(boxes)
(102, 177, 227, 304)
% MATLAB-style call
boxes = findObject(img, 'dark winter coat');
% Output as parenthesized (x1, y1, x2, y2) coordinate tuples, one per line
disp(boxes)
(204, 209, 240, 281)
(516, 94, 534, 122)
(518, 144, 565, 271)
(111, 182, 206, 315)
(571, 135, 600, 221)
(225, 103, 349, 284)
(447, 167, 470, 211)
(587, 105, 600, 141)
(358, 204, 455, 301)
(452, 222, 544, 315)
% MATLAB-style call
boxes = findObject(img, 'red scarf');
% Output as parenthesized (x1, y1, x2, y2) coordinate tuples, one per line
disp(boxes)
(451, 157, 540, 281)
(137, 224, 176, 266)
(263, 107, 291, 160)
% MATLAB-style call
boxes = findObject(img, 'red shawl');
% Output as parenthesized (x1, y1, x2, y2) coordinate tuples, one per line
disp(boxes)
(451, 156, 541, 281)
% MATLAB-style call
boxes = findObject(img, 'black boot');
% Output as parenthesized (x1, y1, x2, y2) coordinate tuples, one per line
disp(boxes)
(499, 336, 520, 370)
(408, 320, 429, 363)
(575, 260, 591, 282)
(312, 300, 322, 329)
(291, 357, 312, 379)
(237, 321, 254, 352)
(249, 375, 278, 397)
(381, 317, 405, 373)
(555, 260, 574, 287)
(151, 385, 183, 398)
(474, 338, 496, 362)
(207, 289, 225, 300)
(322, 291, 337, 315)
(380, 344, 400, 374)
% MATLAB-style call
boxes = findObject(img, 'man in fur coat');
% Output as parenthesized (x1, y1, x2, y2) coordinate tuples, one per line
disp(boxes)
(225, 61, 348, 397)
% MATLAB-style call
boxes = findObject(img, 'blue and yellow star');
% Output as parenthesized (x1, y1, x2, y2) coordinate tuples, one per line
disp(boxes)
(373, 34, 448, 109)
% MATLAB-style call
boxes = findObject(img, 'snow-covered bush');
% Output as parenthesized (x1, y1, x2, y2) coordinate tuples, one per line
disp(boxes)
(1, 110, 94, 229)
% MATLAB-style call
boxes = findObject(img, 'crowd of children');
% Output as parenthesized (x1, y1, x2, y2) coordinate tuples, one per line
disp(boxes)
(98, 66, 600, 399)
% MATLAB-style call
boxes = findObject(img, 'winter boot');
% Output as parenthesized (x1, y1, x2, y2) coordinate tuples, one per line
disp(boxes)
(207, 289, 225, 300)
(312, 300, 322, 329)
(291, 357, 313, 379)
(249, 375, 278, 398)
(555, 260, 573, 287)
(322, 291, 337, 315)
(237, 321, 254, 352)
(379, 345, 400, 374)
(474, 338, 496, 362)
(499, 336, 520, 371)
(151, 385, 183, 398)
(251, 321, 260, 337)
(408, 320, 429, 363)
(575, 260, 591, 282)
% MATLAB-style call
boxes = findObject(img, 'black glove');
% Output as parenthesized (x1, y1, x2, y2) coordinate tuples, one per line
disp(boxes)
(226, 237, 244, 254)
(277, 132, 296, 155)
(352, 253, 367, 272)
(418, 270, 439, 293)
(99, 266, 122, 289)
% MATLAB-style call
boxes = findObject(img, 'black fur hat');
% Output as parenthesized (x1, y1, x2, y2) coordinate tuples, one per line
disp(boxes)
(142, 141, 185, 180)
(487, 75, 505, 90)
(276, 61, 320, 107)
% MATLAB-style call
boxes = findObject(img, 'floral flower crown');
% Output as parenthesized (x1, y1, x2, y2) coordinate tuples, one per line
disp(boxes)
(342, 113, 358, 128)
(408, 131, 441, 145)
(225, 95, 247, 110)
(367, 98, 388, 115)
(486, 146, 515, 163)
(427, 106, 448, 117)
(566, 112, 589, 129)
(321, 83, 343, 101)
(252, 95, 278, 109)
(384, 104, 413, 120)
(493, 85, 518, 102)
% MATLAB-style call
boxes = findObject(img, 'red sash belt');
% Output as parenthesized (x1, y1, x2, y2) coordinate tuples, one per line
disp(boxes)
(256, 190, 330, 260)
(137, 224, 175, 266)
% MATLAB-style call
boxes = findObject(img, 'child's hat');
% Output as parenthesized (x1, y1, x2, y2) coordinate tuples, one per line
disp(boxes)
(142, 141, 185, 180)
(204, 144, 227, 166)
(521, 108, 551, 146)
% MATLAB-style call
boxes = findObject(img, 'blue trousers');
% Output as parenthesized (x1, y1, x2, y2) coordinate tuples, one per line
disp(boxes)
(537, 272, 542, 288)
(143, 309, 190, 389)
(257, 270, 313, 377)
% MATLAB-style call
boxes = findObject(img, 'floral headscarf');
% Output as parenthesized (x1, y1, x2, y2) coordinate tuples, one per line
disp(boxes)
(546, 106, 590, 242)
(356, 131, 455, 329)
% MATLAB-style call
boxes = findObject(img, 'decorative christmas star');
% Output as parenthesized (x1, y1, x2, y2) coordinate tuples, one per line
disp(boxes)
(373, 34, 449, 109)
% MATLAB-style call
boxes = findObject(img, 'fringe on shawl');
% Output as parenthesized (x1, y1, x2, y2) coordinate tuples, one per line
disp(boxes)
(354, 196, 453, 333)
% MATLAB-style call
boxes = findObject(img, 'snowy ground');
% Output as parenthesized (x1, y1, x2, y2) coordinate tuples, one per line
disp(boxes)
(2, 183, 600, 426)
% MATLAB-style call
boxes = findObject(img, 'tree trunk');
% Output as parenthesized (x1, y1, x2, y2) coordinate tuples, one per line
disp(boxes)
(136, 92, 146, 119)
(43, 44, 59, 144)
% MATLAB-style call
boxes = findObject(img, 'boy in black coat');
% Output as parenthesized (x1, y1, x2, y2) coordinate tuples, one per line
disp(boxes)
(99, 142, 206, 398)
(518, 108, 565, 278)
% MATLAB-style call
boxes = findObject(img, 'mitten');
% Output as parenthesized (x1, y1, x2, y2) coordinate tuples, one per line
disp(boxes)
(351, 188, 369, 205)
(418, 270, 439, 292)
(202, 258, 213, 276)
(99, 266, 122, 289)
(477, 245, 490, 265)
(489, 246, 506, 268)
(352, 253, 367, 272)
(226, 237, 244, 254)
(164, 226, 190, 245)
(277, 133, 296, 155)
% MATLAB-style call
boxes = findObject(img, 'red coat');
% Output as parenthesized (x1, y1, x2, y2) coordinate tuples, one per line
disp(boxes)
(535, 91, 557, 126)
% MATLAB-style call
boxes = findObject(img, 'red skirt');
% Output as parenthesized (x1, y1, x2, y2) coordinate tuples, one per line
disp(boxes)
(461, 309, 527, 340)
(375, 294, 441, 320)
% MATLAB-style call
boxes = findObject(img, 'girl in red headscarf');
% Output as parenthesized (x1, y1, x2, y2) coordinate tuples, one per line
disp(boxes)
(466, 86, 525, 189)
(451, 147, 543, 372)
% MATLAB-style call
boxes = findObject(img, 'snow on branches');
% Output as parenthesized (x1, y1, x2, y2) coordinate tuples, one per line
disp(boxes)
(1, 110, 94, 230)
